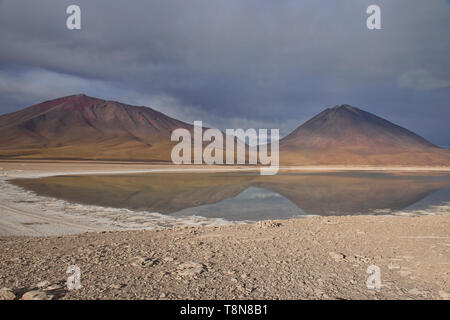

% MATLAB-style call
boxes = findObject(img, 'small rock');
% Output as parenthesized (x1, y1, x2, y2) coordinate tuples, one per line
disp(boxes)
(36, 280, 51, 288)
(0, 287, 16, 300)
(328, 252, 346, 262)
(130, 256, 158, 267)
(351, 255, 371, 264)
(177, 262, 206, 277)
(46, 284, 63, 291)
(21, 290, 53, 300)
(109, 284, 122, 289)
(256, 220, 281, 228)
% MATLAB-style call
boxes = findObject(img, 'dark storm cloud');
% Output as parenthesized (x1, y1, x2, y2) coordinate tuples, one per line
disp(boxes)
(0, 0, 449, 145)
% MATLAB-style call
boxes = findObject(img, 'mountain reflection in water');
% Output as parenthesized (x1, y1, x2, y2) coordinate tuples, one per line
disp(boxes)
(12, 172, 450, 221)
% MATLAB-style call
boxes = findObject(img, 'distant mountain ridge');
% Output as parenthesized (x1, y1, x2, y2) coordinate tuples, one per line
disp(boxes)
(0, 96, 448, 165)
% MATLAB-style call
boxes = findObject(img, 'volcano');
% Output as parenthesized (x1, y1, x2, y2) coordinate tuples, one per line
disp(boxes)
(0, 98, 448, 165)
(0, 94, 193, 161)
(280, 104, 450, 165)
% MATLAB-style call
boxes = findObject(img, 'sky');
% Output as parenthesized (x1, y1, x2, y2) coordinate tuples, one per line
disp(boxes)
(0, 0, 449, 146)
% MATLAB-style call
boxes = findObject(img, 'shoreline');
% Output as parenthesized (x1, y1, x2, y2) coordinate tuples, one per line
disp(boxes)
(0, 160, 449, 180)
(0, 178, 237, 237)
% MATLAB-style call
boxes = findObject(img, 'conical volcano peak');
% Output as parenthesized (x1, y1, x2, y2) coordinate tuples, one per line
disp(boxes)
(279, 104, 450, 165)
(332, 104, 353, 109)
(328, 104, 362, 115)
(281, 104, 439, 151)
(69, 93, 87, 98)
(61, 93, 103, 104)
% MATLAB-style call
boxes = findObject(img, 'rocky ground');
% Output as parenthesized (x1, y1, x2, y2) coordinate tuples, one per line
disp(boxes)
(1, 214, 449, 300)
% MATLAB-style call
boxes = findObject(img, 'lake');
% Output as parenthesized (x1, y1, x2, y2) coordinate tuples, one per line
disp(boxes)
(11, 171, 450, 222)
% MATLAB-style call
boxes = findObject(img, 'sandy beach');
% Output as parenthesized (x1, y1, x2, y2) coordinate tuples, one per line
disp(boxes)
(0, 160, 449, 300)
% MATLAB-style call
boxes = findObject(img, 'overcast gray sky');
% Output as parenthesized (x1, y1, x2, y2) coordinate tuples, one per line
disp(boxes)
(0, 0, 449, 146)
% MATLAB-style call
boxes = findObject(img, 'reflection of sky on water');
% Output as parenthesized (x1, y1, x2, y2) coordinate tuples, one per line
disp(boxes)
(171, 187, 306, 221)
(172, 185, 450, 221)
(403, 187, 450, 211)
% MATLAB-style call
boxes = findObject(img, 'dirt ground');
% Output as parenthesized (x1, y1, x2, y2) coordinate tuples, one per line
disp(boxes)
(1, 214, 449, 300)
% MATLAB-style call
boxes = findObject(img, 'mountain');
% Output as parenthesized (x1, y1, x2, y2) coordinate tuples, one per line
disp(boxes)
(280, 104, 450, 165)
(0, 94, 194, 161)
(0, 97, 448, 166)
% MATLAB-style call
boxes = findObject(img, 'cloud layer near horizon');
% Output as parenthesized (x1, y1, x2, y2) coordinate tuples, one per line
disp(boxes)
(0, 0, 449, 146)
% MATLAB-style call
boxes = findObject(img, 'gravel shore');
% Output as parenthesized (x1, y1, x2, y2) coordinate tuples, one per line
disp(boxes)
(1, 214, 449, 300)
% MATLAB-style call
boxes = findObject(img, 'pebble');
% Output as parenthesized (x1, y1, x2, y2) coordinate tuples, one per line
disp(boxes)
(0, 287, 16, 300)
(36, 280, 51, 288)
(328, 252, 346, 262)
(109, 284, 122, 289)
(130, 255, 158, 267)
(177, 262, 206, 276)
(256, 220, 281, 228)
(21, 290, 53, 300)
(46, 284, 63, 291)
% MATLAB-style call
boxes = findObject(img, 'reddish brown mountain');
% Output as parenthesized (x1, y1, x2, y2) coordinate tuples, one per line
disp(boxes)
(0, 94, 193, 161)
(0, 97, 448, 165)
(280, 104, 450, 165)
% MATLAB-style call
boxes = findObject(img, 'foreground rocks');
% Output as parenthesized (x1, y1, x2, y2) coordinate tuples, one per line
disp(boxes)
(177, 262, 207, 277)
(21, 290, 53, 300)
(0, 214, 449, 300)
(0, 287, 15, 300)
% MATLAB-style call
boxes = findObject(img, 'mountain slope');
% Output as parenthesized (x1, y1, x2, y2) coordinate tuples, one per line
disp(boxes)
(280, 105, 450, 165)
(0, 98, 448, 165)
(0, 94, 194, 161)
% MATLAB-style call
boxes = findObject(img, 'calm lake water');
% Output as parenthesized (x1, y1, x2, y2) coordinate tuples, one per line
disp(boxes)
(12, 171, 450, 222)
